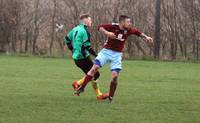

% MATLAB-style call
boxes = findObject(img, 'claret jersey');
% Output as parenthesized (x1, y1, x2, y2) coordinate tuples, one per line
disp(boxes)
(98, 23, 142, 52)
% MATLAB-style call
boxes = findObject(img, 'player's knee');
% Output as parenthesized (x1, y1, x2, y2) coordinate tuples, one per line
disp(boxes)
(91, 68, 97, 74)
(111, 74, 118, 83)
(111, 72, 119, 83)
(112, 71, 119, 77)
(111, 76, 118, 83)
(93, 65, 99, 72)
(88, 65, 99, 75)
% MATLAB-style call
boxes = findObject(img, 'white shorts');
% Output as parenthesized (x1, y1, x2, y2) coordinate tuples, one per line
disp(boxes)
(94, 48, 122, 72)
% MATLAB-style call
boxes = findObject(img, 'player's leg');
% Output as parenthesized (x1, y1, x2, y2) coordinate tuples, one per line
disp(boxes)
(77, 77, 84, 85)
(75, 59, 93, 85)
(91, 71, 102, 96)
(72, 58, 89, 95)
(75, 49, 109, 95)
(108, 52, 122, 102)
(92, 71, 109, 100)
(73, 57, 102, 96)
(74, 64, 100, 94)
(83, 57, 104, 97)
(109, 70, 120, 102)
(73, 58, 90, 86)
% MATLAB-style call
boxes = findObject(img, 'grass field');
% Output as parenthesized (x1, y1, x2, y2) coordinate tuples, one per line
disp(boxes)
(0, 55, 200, 123)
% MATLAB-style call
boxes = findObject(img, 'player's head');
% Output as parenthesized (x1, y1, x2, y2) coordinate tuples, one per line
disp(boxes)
(119, 15, 132, 29)
(80, 14, 92, 27)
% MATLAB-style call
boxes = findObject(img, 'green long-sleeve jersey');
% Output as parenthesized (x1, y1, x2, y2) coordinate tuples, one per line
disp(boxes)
(64, 23, 92, 60)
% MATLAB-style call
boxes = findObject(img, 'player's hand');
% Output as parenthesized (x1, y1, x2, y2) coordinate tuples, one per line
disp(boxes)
(63, 45, 67, 51)
(106, 32, 116, 39)
(145, 36, 154, 44)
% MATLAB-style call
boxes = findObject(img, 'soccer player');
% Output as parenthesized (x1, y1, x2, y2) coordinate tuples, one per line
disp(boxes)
(64, 14, 108, 100)
(75, 15, 154, 102)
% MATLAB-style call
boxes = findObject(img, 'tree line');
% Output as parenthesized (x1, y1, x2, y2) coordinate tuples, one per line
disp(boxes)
(0, 0, 199, 60)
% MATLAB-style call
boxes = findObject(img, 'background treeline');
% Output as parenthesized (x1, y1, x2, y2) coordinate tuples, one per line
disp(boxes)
(0, 0, 199, 60)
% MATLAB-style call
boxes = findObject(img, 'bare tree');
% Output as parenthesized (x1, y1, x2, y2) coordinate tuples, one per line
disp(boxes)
(154, 0, 161, 59)
(0, 0, 199, 60)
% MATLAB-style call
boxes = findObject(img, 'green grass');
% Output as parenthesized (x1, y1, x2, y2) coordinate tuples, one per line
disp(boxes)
(0, 55, 200, 123)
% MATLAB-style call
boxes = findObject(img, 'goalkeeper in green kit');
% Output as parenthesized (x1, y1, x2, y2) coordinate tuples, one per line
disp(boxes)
(64, 14, 108, 100)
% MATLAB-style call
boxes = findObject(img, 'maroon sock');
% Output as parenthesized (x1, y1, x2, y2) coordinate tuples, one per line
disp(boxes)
(81, 74, 93, 89)
(109, 82, 118, 98)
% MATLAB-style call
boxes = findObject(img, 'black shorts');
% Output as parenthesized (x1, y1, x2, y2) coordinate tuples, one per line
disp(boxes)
(74, 57, 100, 80)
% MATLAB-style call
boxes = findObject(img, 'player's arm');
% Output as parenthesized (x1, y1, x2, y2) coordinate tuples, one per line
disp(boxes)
(140, 33, 154, 44)
(81, 31, 97, 57)
(64, 36, 73, 51)
(98, 24, 116, 39)
(85, 45, 97, 57)
(64, 30, 73, 51)
(130, 28, 153, 44)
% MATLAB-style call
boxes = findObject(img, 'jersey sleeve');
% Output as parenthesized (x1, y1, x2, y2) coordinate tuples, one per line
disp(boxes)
(129, 28, 142, 36)
(97, 23, 113, 31)
(81, 30, 91, 47)
(64, 30, 73, 44)
(78, 29, 97, 57)
(83, 41, 91, 48)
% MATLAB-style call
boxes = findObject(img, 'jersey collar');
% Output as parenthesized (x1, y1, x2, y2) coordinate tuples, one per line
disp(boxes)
(79, 23, 88, 29)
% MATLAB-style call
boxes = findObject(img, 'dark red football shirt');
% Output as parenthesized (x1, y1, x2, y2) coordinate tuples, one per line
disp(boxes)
(98, 23, 142, 52)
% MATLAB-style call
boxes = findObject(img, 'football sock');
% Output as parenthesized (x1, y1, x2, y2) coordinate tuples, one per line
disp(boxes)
(77, 77, 84, 85)
(109, 82, 118, 98)
(91, 80, 102, 96)
(80, 74, 93, 90)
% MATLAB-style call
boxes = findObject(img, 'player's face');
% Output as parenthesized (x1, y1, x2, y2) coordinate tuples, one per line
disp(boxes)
(86, 17, 92, 27)
(123, 18, 132, 29)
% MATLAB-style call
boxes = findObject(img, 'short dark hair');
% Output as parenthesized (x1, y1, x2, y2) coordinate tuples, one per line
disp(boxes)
(119, 15, 130, 22)
(79, 14, 90, 20)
